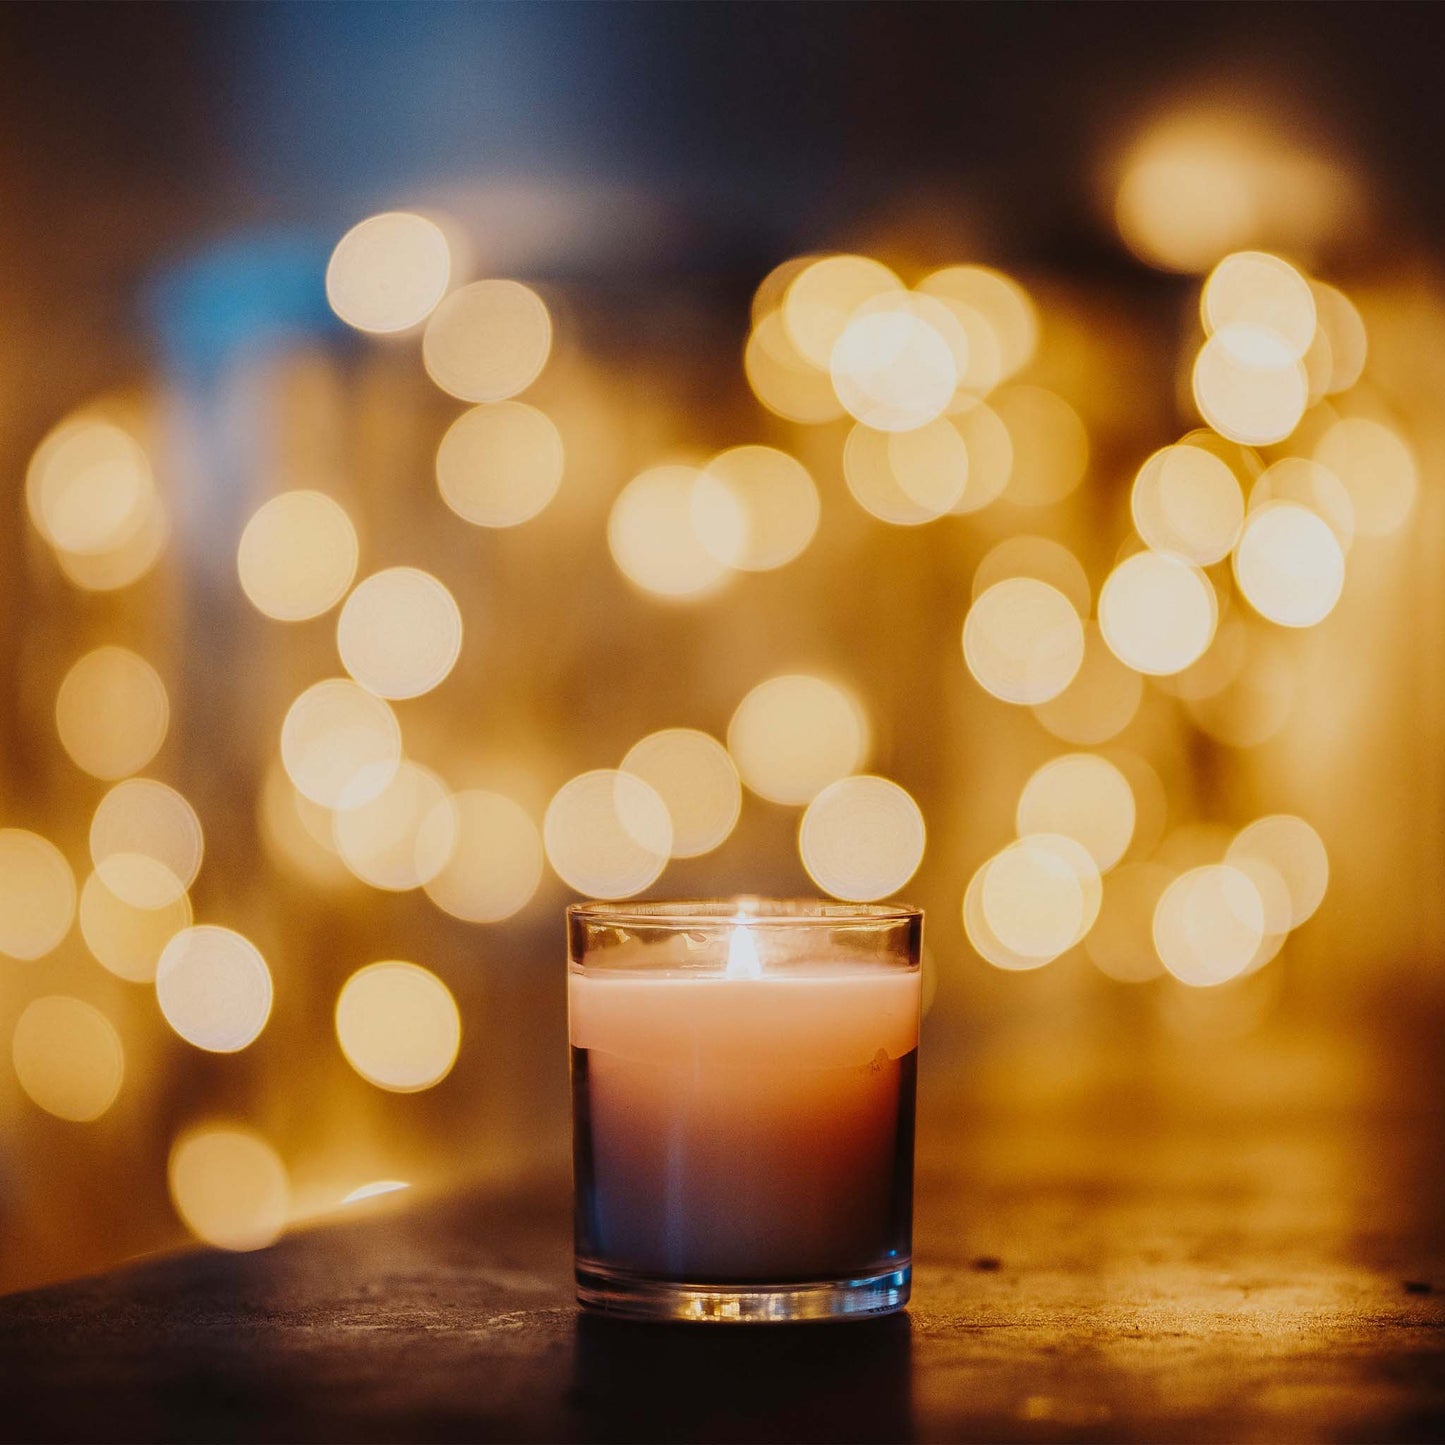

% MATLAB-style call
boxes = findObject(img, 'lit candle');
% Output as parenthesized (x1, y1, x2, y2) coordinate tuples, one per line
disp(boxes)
(569, 900, 922, 1322)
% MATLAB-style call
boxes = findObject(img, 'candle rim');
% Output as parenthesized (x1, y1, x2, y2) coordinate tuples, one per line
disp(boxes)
(567, 897, 922, 928)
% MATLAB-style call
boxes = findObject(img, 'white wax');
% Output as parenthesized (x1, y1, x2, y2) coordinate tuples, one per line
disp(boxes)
(570, 966, 920, 1281)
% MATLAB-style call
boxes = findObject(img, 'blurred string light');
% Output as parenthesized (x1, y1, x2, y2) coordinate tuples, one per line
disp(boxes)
(326, 211, 452, 334)
(783, 254, 903, 368)
(844, 420, 967, 524)
(422, 279, 552, 402)
(237, 491, 360, 621)
(436, 402, 565, 529)
(155, 925, 273, 1053)
(799, 775, 925, 902)
(1249, 457, 1355, 553)
(335, 962, 461, 1093)
(281, 678, 402, 809)
(544, 769, 672, 897)
(1233, 501, 1345, 627)
(1313, 416, 1417, 536)
(917, 264, 1038, 382)
(1098, 550, 1217, 675)
(692, 446, 819, 571)
(967, 833, 1101, 969)
(337, 567, 462, 700)
(89, 778, 203, 909)
(55, 647, 169, 781)
(26, 415, 156, 558)
(727, 674, 869, 806)
(79, 868, 192, 983)
(1112, 113, 1354, 274)
(12, 997, 124, 1122)
(963, 577, 1085, 705)
(830, 295, 960, 432)
(422, 790, 543, 923)
(608, 464, 735, 600)
(168, 1125, 290, 1251)
(1130, 445, 1243, 564)
(1227, 815, 1328, 929)
(333, 760, 454, 891)
(1153, 863, 1265, 987)
(0, 829, 76, 960)
(974, 536, 1090, 620)
(744, 309, 846, 424)
(1016, 753, 1135, 872)
(621, 729, 741, 859)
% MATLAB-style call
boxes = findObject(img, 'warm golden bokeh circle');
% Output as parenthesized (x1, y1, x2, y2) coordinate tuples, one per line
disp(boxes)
(335, 961, 462, 1092)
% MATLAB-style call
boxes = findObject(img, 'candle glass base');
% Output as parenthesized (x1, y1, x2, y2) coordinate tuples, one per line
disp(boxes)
(575, 1261, 911, 1323)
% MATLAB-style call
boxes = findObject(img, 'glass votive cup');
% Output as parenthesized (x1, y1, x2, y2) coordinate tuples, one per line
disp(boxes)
(569, 899, 922, 1323)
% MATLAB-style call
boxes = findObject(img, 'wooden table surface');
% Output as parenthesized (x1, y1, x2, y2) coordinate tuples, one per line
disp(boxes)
(1, 1024, 1441, 1443)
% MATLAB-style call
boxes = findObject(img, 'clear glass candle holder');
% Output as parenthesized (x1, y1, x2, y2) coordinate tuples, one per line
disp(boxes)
(569, 899, 922, 1324)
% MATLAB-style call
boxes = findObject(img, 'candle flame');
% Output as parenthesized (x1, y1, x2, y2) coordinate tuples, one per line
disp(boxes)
(725, 921, 762, 978)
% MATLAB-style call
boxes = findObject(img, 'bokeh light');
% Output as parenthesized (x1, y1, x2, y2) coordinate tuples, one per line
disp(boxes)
(608, 464, 734, 599)
(963, 578, 1085, 705)
(89, 779, 203, 909)
(692, 446, 819, 571)
(333, 760, 454, 892)
(621, 729, 741, 858)
(26, 416, 155, 557)
(844, 420, 966, 525)
(1098, 550, 1216, 675)
(79, 868, 192, 983)
(1227, 814, 1329, 929)
(544, 769, 672, 897)
(335, 961, 461, 1093)
(325, 211, 451, 334)
(744, 310, 845, 424)
(168, 1126, 290, 1252)
(1031, 622, 1144, 744)
(1193, 328, 1308, 445)
(422, 279, 552, 402)
(973, 833, 1101, 964)
(991, 386, 1090, 508)
(55, 646, 169, 780)
(727, 674, 869, 806)
(0, 829, 76, 961)
(782, 254, 902, 368)
(1130, 444, 1244, 564)
(799, 775, 925, 902)
(1153, 863, 1265, 987)
(53, 488, 170, 592)
(950, 401, 1014, 513)
(973, 536, 1090, 620)
(1309, 282, 1368, 394)
(1233, 501, 1345, 628)
(830, 300, 958, 433)
(1084, 862, 1172, 982)
(1202, 251, 1316, 360)
(421, 790, 543, 923)
(155, 925, 273, 1053)
(436, 402, 565, 529)
(281, 678, 402, 810)
(337, 567, 463, 700)
(12, 997, 124, 1122)
(1249, 457, 1356, 553)
(1313, 416, 1418, 536)
(237, 491, 360, 621)
(917, 265, 1038, 379)
(1016, 753, 1135, 871)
